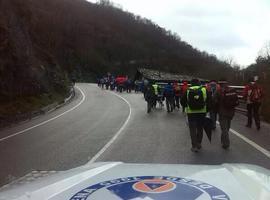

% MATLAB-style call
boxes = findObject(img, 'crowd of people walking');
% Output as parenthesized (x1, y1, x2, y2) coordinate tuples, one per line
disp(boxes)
(97, 73, 264, 152)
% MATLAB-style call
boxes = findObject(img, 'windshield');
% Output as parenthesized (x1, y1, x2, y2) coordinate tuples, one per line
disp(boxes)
(0, 0, 270, 198)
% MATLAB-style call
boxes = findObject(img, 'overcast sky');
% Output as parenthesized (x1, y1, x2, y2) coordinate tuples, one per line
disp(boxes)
(88, 0, 270, 67)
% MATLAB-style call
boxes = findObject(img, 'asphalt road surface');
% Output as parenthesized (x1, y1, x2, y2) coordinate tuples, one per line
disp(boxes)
(0, 83, 270, 187)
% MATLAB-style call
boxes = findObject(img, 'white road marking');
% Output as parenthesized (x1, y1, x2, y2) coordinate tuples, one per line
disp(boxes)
(217, 122, 270, 159)
(229, 128, 270, 159)
(89, 90, 132, 163)
(0, 86, 86, 142)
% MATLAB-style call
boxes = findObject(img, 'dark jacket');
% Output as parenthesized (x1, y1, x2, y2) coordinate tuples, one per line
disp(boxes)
(215, 87, 239, 119)
(145, 85, 155, 102)
(164, 84, 174, 98)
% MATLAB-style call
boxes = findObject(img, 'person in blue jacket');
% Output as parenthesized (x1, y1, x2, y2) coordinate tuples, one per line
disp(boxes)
(163, 83, 175, 113)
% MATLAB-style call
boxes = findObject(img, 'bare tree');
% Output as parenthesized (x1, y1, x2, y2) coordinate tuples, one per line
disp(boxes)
(220, 55, 237, 67)
(258, 41, 270, 60)
(98, 0, 114, 7)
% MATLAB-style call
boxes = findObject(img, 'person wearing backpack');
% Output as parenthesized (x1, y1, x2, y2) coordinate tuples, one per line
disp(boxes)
(144, 84, 156, 113)
(152, 83, 160, 108)
(243, 80, 263, 130)
(181, 79, 210, 152)
(206, 80, 221, 130)
(173, 82, 181, 109)
(164, 83, 175, 113)
(216, 80, 239, 149)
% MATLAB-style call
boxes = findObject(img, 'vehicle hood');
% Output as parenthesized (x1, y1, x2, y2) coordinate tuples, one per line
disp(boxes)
(0, 162, 269, 200)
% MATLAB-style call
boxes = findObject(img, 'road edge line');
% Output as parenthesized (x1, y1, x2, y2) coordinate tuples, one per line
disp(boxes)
(229, 128, 270, 159)
(216, 122, 270, 159)
(88, 91, 132, 163)
(0, 85, 86, 142)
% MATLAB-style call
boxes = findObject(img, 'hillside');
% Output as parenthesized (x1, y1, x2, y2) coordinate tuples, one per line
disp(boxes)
(0, 0, 234, 124)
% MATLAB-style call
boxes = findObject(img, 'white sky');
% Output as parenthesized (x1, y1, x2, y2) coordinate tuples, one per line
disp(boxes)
(88, 0, 270, 67)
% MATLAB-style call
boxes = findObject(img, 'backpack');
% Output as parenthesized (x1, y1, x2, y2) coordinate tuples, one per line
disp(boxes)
(222, 89, 239, 109)
(250, 88, 262, 103)
(187, 87, 205, 110)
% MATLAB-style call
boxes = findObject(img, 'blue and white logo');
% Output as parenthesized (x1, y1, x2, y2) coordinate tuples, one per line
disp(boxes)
(69, 176, 230, 200)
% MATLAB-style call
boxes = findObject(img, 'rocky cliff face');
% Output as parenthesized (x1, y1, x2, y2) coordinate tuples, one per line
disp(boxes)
(0, 0, 69, 122)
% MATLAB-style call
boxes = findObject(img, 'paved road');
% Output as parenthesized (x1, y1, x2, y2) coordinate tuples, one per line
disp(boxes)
(0, 83, 129, 186)
(0, 83, 270, 187)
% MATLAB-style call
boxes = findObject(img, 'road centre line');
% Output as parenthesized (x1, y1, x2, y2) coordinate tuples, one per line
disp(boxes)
(0, 86, 86, 142)
(89, 90, 132, 163)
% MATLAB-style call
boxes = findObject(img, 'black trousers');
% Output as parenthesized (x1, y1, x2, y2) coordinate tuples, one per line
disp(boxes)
(187, 113, 206, 148)
(247, 103, 261, 128)
(175, 96, 180, 108)
(210, 111, 217, 129)
(166, 97, 174, 112)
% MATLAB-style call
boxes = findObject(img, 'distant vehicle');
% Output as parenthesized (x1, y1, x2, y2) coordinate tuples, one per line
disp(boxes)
(0, 162, 269, 199)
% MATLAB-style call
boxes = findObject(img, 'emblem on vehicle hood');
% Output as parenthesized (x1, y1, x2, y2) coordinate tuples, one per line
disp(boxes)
(69, 176, 230, 200)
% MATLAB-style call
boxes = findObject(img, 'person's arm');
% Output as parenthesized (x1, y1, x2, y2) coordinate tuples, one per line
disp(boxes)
(233, 88, 240, 107)
(181, 91, 188, 108)
(213, 90, 221, 112)
(206, 90, 212, 112)
(242, 86, 248, 100)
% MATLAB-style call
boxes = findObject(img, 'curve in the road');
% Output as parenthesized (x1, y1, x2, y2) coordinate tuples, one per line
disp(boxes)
(89, 90, 132, 163)
(0, 86, 86, 143)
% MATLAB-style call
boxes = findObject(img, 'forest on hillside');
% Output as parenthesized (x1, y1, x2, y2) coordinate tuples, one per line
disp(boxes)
(0, 0, 235, 123)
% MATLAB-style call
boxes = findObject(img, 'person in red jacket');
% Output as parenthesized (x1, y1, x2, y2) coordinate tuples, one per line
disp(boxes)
(115, 76, 127, 93)
(173, 82, 181, 109)
(243, 80, 263, 130)
(180, 81, 189, 112)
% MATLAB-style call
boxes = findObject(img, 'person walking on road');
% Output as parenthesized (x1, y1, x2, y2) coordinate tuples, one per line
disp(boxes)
(157, 84, 164, 108)
(100, 78, 105, 89)
(126, 78, 132, 93)
(142, 78, 149, 99)
(243, 80, 263, 130)
(152, 82, 160, 108)
(173, 82, 181, 109)
(110, 76, 115, 90)
(144, 84, 156, 113)
(182, 79, 209, 152)
(206, 80, 221, 130)
(215, 80, 239, 149)
(134, 80, 140, 93)
(164, 83, 175, 113)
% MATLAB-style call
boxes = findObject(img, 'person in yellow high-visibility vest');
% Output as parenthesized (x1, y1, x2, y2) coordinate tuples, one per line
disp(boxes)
(181, 79, 210, 152)
(152, 83, 160, 108)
